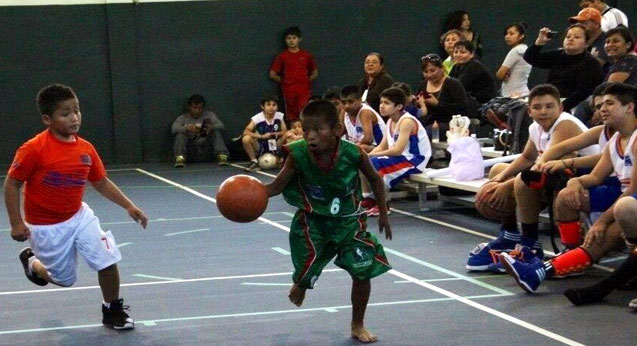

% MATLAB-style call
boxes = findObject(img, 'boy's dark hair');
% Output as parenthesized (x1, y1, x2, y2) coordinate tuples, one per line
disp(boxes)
(300, 100, 339, 128)
(528, 84, 561, 104)
(380, 87, 407, 108)
(567, 23, 590, 42)
(340, 85, 361, 99)
(592, 82, 612, 98)
(187, 94, 206, 106)
(453, 40, 474, 53)
(504, 22, 528, 37)
(391, 82, 413, 97)
(606, 26, 635, 51)
(37, 83, 77, 116)
(260, 94, 279, 106)
(284, 26, 301, 38)
(602, 83, 637, 108)
(322, 86, 342, 100)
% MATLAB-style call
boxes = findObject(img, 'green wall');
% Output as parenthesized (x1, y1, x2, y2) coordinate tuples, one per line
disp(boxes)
(1, 0, 635, 164)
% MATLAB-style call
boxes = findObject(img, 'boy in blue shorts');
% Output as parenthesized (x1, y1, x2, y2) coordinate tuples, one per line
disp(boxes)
(265, 100, 392, 343)
(4, 84, 148, 329)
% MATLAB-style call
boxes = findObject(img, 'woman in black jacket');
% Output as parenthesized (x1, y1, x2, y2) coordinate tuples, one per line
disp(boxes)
(523, 24, 603, 111)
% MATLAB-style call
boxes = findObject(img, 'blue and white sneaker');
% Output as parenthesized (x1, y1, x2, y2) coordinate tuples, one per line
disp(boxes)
(488, 240, 544, 273)
(499, 249, 545, 293)
(466, 230, 521, 271)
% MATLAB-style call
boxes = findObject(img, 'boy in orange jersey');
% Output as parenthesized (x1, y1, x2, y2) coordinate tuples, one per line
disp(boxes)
(3, 84, 148, 330)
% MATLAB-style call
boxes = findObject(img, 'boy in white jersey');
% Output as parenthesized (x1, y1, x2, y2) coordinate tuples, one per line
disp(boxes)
(340, 85, 387, 153)
(501, 83, 637, 293)
(242, 95, 288, 171)
(362, 87, 432, 216)
(467, 84, 597, 272)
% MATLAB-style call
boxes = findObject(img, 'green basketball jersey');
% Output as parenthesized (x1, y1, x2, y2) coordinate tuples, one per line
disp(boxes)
(282, 139, 363, 217)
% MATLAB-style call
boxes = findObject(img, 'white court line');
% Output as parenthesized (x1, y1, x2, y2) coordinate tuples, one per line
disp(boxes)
(0, 269, 345, 296)
(271, 247, 291, 255)
(133, 274, 182, 281)
(0, 293, 506, 336)
(241, 282, 291, 286)
(117, 242, 133, 248)
(164, 228, 209, 237)
(135, 168, 586, 346)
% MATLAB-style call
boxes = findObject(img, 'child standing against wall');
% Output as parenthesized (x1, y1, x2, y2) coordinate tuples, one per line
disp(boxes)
(270, 26, 318, 123)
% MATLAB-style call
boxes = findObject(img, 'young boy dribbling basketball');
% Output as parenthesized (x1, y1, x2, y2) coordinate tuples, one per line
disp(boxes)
(3, 84, 148, 329)
(265, 100, 392, 343)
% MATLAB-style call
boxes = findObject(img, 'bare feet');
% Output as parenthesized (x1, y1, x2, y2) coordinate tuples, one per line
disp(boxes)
(351, 325, 377, 343)
(288, 283, 306, 306)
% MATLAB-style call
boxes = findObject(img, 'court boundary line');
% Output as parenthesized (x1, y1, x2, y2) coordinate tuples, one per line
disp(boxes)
(134, 167, 586, 346)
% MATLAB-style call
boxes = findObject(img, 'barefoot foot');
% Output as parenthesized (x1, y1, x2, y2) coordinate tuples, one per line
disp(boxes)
(288, 284, 306, 307)
(351, 326, 377, 343)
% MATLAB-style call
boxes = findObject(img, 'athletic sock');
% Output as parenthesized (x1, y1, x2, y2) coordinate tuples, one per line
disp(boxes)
(551, 247, 591, 277)
(103, 301, 111, 308)
(557, 221, 581, 248)
(521, 222, 538, 240)
(27, 256, 36, 276)
(565, 251, 637, 306)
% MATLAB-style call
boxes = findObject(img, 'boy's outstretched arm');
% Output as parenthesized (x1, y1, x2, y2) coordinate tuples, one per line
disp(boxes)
(91, 177, 148, 228)
(3, 177, 30, 241)
(265, 155, 295, 197)
(359, 150, 392, 240)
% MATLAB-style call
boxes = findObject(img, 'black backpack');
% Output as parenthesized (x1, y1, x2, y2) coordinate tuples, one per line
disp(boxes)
(480, 97, 531, 155)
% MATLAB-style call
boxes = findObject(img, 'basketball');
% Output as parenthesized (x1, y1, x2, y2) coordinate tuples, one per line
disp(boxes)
(216, 175, 268, 223)
(258, 153, 278, 170)
(475, 181, 516, 221)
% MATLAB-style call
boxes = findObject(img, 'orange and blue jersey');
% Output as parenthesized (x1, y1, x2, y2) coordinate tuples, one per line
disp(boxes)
(7, 130, 106, 225)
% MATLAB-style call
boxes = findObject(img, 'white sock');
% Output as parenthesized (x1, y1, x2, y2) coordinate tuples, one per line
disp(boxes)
(362, 192, 374, 199)
(103, 301, 110, 308)
(27, 256, 36, 275)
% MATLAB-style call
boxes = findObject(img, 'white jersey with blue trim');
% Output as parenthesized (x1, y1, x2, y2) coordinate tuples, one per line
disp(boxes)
(598, 124, 613, 149)
(387, 113, 431, 170)
(608, 130, 637, 191)
(529, 112, 599, 157)
(251, 111, 285, 134)
(343, 104, 386, 145)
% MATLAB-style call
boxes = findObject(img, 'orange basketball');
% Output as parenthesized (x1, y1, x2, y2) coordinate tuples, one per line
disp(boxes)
(216, 175, 268, 223)
(475, 181, 516, 221)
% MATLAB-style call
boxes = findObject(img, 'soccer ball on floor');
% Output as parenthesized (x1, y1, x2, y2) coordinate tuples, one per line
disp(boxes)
(258, 153, 278, 170)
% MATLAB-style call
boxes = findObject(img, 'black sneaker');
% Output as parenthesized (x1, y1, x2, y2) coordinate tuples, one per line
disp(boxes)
(19, 247, 48, 286)
(102, 298, 135, 330)
(244, 161, 260, 172)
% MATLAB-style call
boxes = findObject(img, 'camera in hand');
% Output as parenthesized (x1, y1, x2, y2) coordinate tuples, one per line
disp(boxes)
(546, 30, 558, 39)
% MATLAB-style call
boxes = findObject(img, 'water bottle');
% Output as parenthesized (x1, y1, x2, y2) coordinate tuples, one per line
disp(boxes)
(431, 121, 439, 143)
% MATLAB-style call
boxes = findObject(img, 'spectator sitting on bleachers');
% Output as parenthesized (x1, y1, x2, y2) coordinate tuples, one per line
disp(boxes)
(500, 83, 637, 294)
(360, 87, 431, 216)
(439, 29, 463, 75)
(578, 0, 629, 32)
(523, 24, 603, 112)
(443, 10, 483, 59)
(466, 84, 598, 273)
(497, 22, 532, 98)
(340, 85, 387, 153)
(604, 26, 637, 85)
(449, 40, 497, 119)
(417, 54, 468, 142)
(569, 8, 610, 71)
(357, 52, 394, 114)
(241, 95, 287, 172)
(391, 82, 420, 117)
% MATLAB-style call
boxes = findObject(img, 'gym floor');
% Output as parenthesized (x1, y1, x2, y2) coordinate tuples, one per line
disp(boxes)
(0, 163, 635, 346)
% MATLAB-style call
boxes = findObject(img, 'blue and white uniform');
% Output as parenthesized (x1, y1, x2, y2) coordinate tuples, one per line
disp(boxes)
(251, 111, 285, 154)
(344, 104, 386, 146)
(370, 113, 431, 188)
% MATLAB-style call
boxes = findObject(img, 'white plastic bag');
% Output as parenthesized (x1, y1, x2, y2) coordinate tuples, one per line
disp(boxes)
(447, 136, 484, 181)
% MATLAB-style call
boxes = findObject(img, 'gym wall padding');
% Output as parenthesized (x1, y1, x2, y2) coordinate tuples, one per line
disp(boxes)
(1, 0, 635, 164)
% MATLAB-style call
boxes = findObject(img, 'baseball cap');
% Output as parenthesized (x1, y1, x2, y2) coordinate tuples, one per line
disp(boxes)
(569, 8, 602, 24)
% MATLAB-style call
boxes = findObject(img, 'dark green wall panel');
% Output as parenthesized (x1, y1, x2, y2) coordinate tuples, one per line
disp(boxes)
(1, 1, 635, 164)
